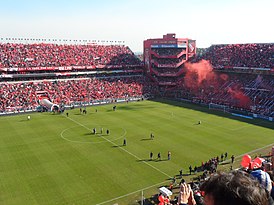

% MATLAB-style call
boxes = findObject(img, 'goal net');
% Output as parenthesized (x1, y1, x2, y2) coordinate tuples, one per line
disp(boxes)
(209, 103, 229, 113)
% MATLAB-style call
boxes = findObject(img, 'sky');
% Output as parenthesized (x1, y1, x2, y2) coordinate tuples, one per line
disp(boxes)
(0, 0, 273, 52)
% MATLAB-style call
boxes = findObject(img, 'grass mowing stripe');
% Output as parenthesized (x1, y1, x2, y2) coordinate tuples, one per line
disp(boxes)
(1, 100, 273, 204)
(64, 115, 172, 179)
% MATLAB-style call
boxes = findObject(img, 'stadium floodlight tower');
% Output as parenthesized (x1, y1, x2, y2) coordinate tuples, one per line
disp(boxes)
(143, 33, 196, 87)
(40, 99, 59, 112)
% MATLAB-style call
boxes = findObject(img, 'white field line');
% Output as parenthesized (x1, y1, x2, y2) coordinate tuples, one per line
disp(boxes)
(64, 116, 172, 204)
(96, 180, 169, 205)
(64, 114, 272, 204)
(65, 116, 172, 179)
(221, 142, 274, 164)
(60, 125, 126, 144)
(98, 142, 274, 205)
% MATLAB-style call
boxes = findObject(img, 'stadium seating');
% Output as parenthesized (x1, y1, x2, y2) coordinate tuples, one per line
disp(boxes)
(1, 39, 274, 205)
(0, 76, 159, 113)
(196, 43, 274, 69)
(0, 41, 273, 118)
(169, 72, 274, 116)
(0, 43, 141, 68)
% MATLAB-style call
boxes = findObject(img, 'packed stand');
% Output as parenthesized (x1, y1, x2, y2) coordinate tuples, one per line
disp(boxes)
(0, 76, 158, 113)
(196, 43, 274, 69)
(0, 43, 142, 68)
(166, 72, 274, 116)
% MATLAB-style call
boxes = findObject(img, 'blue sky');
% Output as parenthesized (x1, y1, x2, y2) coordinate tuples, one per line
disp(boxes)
(0, 0, 273, 52)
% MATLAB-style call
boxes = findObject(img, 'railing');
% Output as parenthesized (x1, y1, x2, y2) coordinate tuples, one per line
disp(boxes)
(150, 50, 186, 59)
(0, 37, 125, 46)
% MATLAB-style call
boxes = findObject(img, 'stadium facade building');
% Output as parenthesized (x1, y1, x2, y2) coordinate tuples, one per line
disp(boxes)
(0, 36, 273, 120)
(143, 33, 196, 87)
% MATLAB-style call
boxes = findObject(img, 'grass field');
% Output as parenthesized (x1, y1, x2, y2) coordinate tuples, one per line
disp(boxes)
(0, 99, 273, 205)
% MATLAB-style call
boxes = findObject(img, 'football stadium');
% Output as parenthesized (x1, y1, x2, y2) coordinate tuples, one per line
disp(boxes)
(0, 32, 273, 205)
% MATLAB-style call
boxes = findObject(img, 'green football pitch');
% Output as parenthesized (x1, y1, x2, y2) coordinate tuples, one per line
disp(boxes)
(0, 99, 273, 205)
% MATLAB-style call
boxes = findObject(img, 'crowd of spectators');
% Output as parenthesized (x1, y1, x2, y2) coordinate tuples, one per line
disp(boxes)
(0, 43, 141, 68)
(0, 76, 158, 113)
(149, 43, 273, 117)
(196, 43, 274, 68)
(0, 42, 273, 117)
(166, 73, 274, 116)
(1, 42, 274, 205)
(159, 151, 274, 205)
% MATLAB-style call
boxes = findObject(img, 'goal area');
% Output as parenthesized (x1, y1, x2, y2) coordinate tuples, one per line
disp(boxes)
(208, 103, 229, 113)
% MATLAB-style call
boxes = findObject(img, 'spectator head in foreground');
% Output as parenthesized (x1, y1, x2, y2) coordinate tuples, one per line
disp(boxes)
(200, 170, 269, 205)
(250, 169, 272, 193)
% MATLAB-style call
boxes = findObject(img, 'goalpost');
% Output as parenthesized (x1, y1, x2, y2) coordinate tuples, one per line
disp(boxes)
(209, 103, 229, 113)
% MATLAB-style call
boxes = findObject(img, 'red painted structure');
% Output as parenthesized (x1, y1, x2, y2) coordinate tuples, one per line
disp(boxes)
(144, 33, 196, 86)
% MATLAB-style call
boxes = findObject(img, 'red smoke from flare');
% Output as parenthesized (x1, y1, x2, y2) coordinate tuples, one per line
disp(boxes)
(227, 87, 251, 108)
(184, 59, 217, 89)
(183, 59, 251, 109)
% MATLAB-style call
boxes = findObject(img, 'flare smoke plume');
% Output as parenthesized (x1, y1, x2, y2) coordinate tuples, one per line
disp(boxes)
(183, 59, 251, 108)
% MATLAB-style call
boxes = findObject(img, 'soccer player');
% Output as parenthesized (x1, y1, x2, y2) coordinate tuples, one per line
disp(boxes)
(123, 139, 126, 146)
(168, 151, 171, 160)
(157, 152, 161, 161)
(150, 152, 153, 160)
